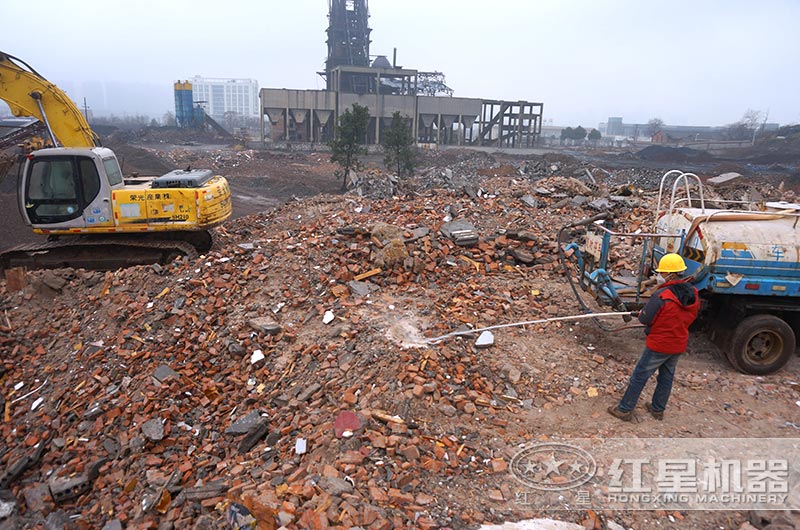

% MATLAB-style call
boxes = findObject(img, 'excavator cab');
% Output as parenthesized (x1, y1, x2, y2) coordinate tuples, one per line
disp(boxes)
(20, 147, 121, 229)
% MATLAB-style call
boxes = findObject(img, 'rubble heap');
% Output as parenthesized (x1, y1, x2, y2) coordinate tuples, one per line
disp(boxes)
(1, 156, 799, 530)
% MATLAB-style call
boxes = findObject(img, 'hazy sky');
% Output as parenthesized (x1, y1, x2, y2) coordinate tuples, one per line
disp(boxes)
(3, 0, 798, 127)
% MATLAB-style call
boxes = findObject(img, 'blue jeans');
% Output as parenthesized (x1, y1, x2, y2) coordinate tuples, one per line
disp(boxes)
(618, 347, 681, 413)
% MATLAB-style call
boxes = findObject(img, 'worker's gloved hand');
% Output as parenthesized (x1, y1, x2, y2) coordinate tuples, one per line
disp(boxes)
(630, 310, 640, 318)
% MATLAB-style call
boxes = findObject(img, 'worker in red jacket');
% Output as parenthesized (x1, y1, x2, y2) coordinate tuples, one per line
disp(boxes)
(608, 253, 701, 421)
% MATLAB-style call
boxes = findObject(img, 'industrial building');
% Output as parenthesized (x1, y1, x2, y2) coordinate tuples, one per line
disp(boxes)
(260, 0, 543, 148)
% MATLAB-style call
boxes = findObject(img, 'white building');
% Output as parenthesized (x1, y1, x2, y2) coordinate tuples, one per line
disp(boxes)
(189, 76, 259, 120)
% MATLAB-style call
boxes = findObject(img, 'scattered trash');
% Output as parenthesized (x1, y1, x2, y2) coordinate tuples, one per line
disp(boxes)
(250, 350, 265, 364)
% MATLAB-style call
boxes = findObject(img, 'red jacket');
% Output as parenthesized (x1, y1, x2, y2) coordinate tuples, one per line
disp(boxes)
(638, 279, 701, 354)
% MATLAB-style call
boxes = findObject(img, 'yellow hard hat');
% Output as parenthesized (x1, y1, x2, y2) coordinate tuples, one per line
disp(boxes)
(655, 253, 687, 273)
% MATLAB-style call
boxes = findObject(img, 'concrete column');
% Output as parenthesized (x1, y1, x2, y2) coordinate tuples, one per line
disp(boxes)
(285, 106, 289, 142)
(412, 95, 418, 146)
(260, 96, 265, 145)
(436, 113, 441, 145)
(458, 114, 463, 146)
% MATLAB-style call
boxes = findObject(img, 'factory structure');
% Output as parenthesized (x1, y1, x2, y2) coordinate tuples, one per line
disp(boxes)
(260, 0, 544, 148)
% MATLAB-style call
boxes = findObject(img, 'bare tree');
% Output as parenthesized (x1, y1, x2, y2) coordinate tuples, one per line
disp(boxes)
(725, 109, 763, 141)
(647, 118, 664, 138)
(742, 109, 762, 130)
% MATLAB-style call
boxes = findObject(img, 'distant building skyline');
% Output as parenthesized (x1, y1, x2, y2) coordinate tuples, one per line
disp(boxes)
(187, 76, 260, 120)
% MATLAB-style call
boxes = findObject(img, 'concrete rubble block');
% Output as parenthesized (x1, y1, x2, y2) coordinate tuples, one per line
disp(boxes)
(373, 238, 409, 267)
(141, 418, 165, 441)
(0, 489, 16, 519)
(41, 271, 68, 292)
(23, 483, 52, 512)
(588, 197, 612, 211)
(101, 519, 123, 530)
(48, 475, 90, 503)
(347, 280, 378, 298)
(520, 194, 538, 208)
(510, 248, 535, 265)
(708, 172, 742, 186)
(248, 317, 283, 335)
(44, 510, 70, 530)
(319, 476, 354, 496)
(475, 331, 494, 348)
(237, 417, 270, 454)
(570, 195, 588, 207)
(296, 382, 322, 402)
(370, 222, 404, 243)
(152, 364, 180, 385)
(225, 410, 264, 435)
(440, 219, 479, 246)
(405, 226, 430, 242)
(506, 229, 538, 242)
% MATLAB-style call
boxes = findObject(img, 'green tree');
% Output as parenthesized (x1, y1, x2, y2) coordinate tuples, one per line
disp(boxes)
(329, 103, 370, 190)
(381, 111, 416, 178)
(588, 129, 601, 141)
(572, 126, 587, 141)
(560, 127, 573, 141)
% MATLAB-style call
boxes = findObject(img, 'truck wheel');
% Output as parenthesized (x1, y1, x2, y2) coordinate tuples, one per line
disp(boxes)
(727, 315, 795, 375)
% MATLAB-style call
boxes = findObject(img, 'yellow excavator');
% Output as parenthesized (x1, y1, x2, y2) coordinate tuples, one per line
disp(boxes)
(0, 51, 232, 270)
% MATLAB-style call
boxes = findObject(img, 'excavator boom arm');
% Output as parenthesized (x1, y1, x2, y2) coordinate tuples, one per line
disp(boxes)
(0, 51, 99, 148)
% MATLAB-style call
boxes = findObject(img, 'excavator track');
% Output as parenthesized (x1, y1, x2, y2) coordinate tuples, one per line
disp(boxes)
(0, 234, 206, 272)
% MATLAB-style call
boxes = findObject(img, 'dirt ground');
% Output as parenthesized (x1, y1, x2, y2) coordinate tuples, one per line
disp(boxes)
(1, 138, 799, 529)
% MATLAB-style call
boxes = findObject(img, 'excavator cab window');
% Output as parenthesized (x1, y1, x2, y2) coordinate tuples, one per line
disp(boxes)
(25, 155, 101, 224)
(102, 157, 123, 186)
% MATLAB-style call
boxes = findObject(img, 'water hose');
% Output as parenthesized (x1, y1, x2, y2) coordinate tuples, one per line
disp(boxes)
(424, 310, 639, 344)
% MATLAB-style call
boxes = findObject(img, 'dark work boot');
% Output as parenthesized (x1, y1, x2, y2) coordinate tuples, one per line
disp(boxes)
(645, 402, 664, 420)
(607, 405, 633, 422)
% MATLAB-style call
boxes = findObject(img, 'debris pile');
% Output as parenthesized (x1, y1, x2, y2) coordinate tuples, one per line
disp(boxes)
(2, 148, 799, 529)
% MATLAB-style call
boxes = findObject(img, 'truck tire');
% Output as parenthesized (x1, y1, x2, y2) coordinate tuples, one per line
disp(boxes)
(727, 314, 795, 375)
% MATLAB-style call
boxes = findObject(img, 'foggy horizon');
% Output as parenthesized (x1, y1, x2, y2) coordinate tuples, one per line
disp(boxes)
(2, 0, 798, 129)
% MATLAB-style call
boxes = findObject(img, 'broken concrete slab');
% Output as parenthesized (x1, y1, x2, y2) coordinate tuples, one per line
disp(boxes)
(225, 411, 264, 435)
(510, 248, 535, 265)
(708, 172, 742, 185)
(587, 197, 611, 210)
(405, 226, 430, 242)
(141, 418, 165, 441)
(440, 219, 479, 246)
(248, 317, 282, 335)
(570, 195, 588, 207)
(319, 476, 354, 496)
(23, 483, 52, 512)
(152, 364, 180, 385)
(347, 280, 378, 298)
(520, 194, 538, 208)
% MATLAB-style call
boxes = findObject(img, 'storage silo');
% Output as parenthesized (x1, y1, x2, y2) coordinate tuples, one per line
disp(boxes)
(174, 81, 194, 128)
